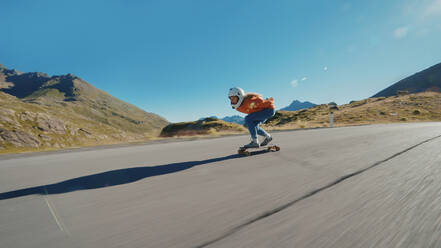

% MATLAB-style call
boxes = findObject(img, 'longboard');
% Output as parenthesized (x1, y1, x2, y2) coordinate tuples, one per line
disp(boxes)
(238, 145, 280, 156)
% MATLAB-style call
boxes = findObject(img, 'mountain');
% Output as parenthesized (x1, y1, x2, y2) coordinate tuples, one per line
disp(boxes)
(280, 100, 317, 111)
(222, 115, 245, 125)
(372, 62, 441, 97)
(0, 64, 169, 153)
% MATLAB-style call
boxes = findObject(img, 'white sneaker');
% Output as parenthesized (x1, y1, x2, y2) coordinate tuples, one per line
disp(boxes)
(243, 141, 260, 149)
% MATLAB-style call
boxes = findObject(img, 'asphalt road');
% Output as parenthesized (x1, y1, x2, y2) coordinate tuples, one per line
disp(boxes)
(1, 123, 441, 248)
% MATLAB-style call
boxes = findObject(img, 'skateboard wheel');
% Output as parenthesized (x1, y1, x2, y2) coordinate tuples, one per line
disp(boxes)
(268, 145, 278, 152)
(238, 149, 249, 156)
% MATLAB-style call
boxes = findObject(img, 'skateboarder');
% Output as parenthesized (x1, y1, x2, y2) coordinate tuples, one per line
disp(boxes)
(228, 87, 275, 149)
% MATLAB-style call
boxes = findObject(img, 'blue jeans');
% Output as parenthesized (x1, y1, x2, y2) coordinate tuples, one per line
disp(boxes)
(244, 108, 275, 140)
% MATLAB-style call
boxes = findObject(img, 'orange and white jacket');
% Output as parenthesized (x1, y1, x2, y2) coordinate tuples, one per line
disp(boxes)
(236, 93, 275, 114)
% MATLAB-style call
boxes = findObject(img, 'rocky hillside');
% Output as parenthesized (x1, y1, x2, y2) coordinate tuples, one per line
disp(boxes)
(265, 92, 441, 130)
(372, 62, 441, 97)
(0, 64, 168, 154)
(160, 117, 247, 137)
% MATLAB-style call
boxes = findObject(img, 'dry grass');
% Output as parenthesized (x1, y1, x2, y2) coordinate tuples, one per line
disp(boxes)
(265, 92, 441, 131)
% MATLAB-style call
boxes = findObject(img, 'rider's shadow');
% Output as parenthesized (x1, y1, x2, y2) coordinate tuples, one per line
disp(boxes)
(0, 153, 248, 201)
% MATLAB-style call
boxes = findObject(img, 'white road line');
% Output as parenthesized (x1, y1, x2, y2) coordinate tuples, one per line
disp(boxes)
(43, 187, 70, 236)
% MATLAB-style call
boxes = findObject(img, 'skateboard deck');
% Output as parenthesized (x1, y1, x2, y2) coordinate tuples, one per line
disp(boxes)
(238, 144, 280, 156)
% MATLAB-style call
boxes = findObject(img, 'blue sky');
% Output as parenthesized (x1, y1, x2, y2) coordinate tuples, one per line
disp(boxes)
(1, 0, 441, 122)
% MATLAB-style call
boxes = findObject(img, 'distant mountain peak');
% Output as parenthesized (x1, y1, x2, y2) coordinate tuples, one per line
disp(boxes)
(280, 100, 316, 111)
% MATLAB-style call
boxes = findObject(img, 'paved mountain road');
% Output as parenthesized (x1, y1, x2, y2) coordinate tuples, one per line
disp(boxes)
(1, 123, 441, 248)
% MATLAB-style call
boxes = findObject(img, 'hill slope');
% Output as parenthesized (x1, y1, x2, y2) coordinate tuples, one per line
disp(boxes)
(265, 92, 441, 130)
(0, 64, 168, 154)
(372, 62, 441, 97)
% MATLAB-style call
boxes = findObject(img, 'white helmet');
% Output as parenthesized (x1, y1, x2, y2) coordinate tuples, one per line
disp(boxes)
(228, 87, 245, 109)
